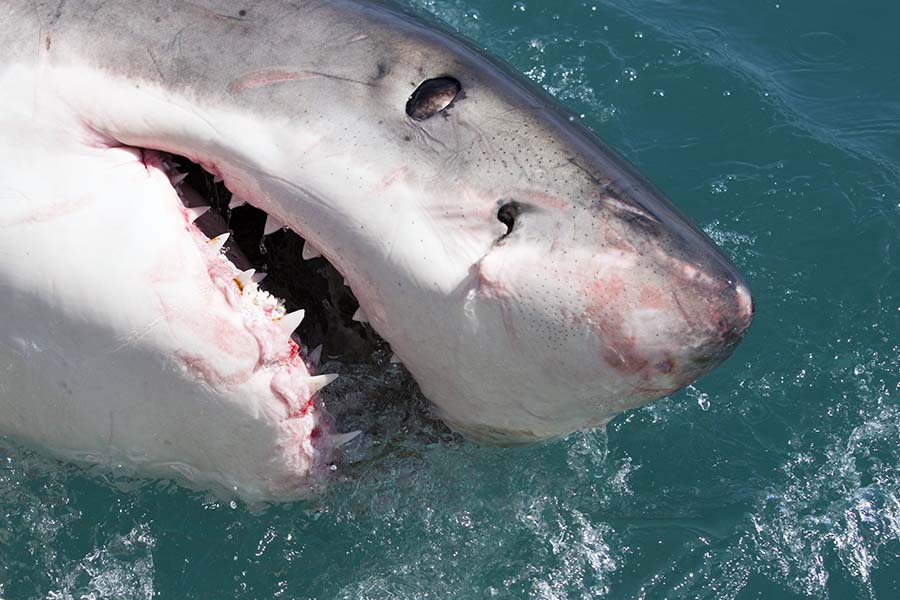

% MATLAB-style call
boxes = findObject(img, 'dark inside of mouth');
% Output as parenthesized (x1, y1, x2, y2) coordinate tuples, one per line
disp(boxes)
(169, 154, 385, 364)
(167, 153, 457, 454)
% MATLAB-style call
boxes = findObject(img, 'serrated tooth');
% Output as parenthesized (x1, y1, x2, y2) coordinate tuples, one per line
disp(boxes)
(229, 196, 247, 210)
(187, 205, 210, 223)
(328, 430, 361, 447)
(302, 241, 322, 261)
(235, 269, 256, 291)
(207, 232, 230, 254)
(343, 277, 349, 286)
(389, 353, 402, 364)
(352, 307, 368, 323)
(264, 214, 285, 236)
(251, 271, 267, 284)
(306, 373, 338, 394)
(278, 310, 305, 338)
(213, 174, 223, 183)
(308, 344, 323, 366)
(169, 171, 188, 186)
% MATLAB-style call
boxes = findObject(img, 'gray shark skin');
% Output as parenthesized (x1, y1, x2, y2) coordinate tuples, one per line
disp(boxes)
(0, 1, 752, 499)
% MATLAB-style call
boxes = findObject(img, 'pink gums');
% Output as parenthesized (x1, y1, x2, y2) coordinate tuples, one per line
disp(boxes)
(143, 150, 335, 475)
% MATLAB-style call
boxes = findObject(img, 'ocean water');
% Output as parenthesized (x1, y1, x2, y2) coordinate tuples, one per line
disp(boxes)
(2, 0, 899, 598)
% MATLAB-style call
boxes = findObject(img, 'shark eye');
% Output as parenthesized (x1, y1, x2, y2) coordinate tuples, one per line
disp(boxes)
(406, 77, 461, 120)
(497, 201, 519, 238)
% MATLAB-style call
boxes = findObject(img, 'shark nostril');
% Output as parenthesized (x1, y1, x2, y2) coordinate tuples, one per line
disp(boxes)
(497, 201, 519, 238)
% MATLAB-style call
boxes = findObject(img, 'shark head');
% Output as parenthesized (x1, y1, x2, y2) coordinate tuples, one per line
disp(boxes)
(0, 0, 753, 498)
(247, 8, 755, 443)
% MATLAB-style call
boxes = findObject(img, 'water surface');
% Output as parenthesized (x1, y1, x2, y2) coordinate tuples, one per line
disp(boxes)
(2, 1, 899, 598)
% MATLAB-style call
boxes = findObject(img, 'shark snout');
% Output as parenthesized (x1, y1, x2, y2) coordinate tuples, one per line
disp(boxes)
(678, 271, 754, 380)
(712, 279, 754, 356)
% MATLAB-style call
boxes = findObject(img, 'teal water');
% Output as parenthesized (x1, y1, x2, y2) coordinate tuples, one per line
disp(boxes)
(2, 0, 899, 598)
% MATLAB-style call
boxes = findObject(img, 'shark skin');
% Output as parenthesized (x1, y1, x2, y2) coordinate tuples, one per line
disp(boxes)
(0, 1, 753, 500)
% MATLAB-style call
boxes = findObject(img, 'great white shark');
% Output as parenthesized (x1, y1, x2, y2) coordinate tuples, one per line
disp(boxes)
(0, 0, 753, 500)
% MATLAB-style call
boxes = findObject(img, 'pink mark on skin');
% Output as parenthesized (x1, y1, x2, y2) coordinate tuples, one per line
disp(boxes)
(229, 69, 376, 93)
(639, 285, 666, 310)
(175, 351, 255, 388)
(271, 363, 318, 419)
(374, 166, 409, 192)
(0, 192, 92, 226)
(584, 277, 649, 375)
(520, 190, 568, 210)
(228, 69, 318, 93)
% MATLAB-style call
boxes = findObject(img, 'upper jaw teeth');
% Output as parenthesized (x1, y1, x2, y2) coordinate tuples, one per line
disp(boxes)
(167, 156, 375, 433)
(302, 241, 322, 260)
(263, 214, 285, 236)
(187, 205, 210, 223)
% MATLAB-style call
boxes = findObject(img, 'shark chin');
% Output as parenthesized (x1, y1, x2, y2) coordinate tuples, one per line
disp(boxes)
(0, 0, 753, 501)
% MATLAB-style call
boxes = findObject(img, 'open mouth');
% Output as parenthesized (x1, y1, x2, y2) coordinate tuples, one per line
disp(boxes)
(164, 154, 384, 367)
(146, 149, 448, 482)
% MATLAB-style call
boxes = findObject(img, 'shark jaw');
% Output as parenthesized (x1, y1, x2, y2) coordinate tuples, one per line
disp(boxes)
(0, 66, 383, 502)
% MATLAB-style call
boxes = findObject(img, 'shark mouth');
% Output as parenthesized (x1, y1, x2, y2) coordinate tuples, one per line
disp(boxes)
(144, 148, 390, 486)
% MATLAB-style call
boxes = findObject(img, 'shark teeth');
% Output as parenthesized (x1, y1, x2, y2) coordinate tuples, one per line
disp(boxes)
(308, 344, 323, 366)
(207, 232, 230, 254)
(278, 309, 305, 338)
(302, 241, 322, 260)
(234, 268, 256, 290)
(162, 155, 374, 404)
(234, 267, 267, 289)
(186, 205, 210, 223)
(263, 214, 285, 236)
(307, 373, 338, 394)
(389, 353, 402, 364)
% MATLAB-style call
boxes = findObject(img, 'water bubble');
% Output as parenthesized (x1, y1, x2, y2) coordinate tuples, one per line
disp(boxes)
(634, 31, 644, 39)
(622, 67, 638, 82)
(697, 393, 711, 411)
(652, 89, 665, 97)
(722, 89, 732, 97)
(710, 180, 729, 194)
(512, 2, 526, 12)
